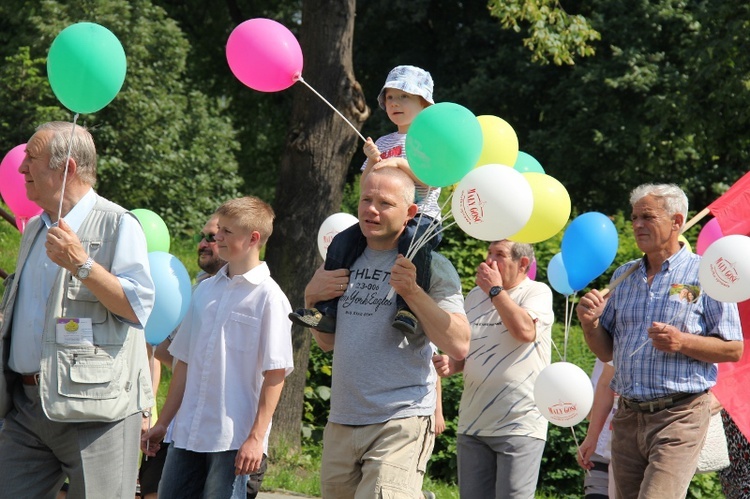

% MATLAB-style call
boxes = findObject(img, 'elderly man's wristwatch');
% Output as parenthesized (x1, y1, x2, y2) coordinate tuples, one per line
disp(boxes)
(75, 257, 94, 280)
(489, 285, 504, 299)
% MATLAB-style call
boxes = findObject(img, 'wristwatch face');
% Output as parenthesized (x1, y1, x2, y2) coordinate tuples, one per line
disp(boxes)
(76, 257, 93, 280)
(489, 286, 503, 298)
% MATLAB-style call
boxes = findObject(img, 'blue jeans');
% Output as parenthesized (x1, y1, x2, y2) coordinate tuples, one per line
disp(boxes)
(159, 446, 248, 499)
(318, 214, 442, 318)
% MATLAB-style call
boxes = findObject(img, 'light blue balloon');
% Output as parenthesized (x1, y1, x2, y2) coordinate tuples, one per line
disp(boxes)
(547, 253, 574, 296)
(145, 251, 192, 345)
(513, 151, 545, 174)
(561, 212, 619, 291)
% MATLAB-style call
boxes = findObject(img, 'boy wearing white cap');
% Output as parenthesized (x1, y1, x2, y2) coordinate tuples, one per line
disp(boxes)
(290, 65, 442, 336)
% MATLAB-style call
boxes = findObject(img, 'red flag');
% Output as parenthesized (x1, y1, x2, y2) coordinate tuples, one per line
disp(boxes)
(708, 171, 750, 236)
(712, 298, 750, 441)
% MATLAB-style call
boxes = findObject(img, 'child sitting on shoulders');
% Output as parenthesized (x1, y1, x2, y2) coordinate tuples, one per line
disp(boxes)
(289, 65, 442, 335)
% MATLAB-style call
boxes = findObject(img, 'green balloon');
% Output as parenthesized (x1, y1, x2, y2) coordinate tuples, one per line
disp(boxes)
(132, 209, 171, 253)
(513, 151, 545, 174)
(406, 102, 483, 187)
(47, 22, 127, 114)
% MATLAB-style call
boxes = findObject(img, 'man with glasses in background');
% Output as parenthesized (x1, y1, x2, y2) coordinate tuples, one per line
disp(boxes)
(138, 214, 228, 499)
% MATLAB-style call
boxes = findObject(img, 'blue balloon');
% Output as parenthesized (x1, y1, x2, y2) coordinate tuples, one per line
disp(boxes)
(561, 212, 619, 291)
(145, 251, 192, 345)
(547, 253, 574, 296)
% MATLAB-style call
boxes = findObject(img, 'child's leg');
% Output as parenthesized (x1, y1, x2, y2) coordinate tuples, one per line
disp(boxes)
(289, 222, 367, 333)
(392, 217, 441, 334)
(316, 223, 367, 318)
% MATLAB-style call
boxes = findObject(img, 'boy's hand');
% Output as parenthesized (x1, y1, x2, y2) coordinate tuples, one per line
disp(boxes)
(364, 137, 382, 163)
(140, 423, 167, 456)
(432, 354, 452, 377)
(236, 436, 264, 475)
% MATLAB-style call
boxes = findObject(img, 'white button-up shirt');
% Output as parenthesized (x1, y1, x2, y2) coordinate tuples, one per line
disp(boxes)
(169, 262, 294, 453)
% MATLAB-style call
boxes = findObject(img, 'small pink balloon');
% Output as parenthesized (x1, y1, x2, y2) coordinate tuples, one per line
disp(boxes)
(528, 258, 537, 280)
(0, 143, 43, 219)
(697, 218, 724, 256)
(226, 18, 303, 92)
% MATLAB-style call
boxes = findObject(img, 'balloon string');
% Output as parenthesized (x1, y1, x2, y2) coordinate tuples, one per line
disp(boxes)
(386, 190, 454, 299)
(296, 76, 366, 143)
(56, 114, 80, 223)
(404, 191, 455, 260)
(144, 344, 154, 462)
(570, 426, 591, 478)
(564, 293, 579, 362)
(406, 187, 431, 257)
(550, 339, 564, 363)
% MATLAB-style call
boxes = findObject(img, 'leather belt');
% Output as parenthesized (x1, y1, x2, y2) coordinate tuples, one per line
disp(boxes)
(620, 390, 706, 413)
(20, 373, 41, 386)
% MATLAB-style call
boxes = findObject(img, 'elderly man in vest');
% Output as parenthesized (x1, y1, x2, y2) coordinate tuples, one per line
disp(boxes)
(0, 122, 155, 498)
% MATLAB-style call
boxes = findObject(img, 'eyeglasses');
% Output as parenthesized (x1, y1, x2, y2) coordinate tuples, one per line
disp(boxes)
(193, 232, 217, 244)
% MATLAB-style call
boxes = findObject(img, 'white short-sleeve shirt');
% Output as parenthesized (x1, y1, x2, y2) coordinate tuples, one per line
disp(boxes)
(169, 262, 294, 453)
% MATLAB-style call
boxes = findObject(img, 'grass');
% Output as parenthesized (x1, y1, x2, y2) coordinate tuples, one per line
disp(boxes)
(0, 204, 22, 295)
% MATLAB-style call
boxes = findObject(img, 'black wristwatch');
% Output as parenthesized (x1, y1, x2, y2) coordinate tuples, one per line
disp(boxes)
(489, 285, 504, 299)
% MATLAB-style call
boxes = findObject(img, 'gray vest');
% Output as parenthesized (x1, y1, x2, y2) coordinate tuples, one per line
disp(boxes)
(0, 196, 154, 421)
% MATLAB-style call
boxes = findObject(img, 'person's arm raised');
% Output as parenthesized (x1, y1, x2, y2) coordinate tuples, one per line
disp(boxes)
(576, 289, 614, 361)
(46, 218, 145, 323)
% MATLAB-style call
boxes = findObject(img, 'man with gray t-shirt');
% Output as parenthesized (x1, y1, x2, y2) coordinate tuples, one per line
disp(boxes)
(302, 167, 470, 498)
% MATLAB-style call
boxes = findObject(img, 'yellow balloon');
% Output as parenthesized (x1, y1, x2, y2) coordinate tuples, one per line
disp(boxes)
(678, 234, 693, 253)
(509, 173, 571, 243)
(474, 115, 519, 168)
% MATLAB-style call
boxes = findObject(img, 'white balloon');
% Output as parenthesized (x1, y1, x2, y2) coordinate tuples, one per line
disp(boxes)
(533, 362, 594, 428)
(698, 234, 750, 303)
(317, 213, 358, 259)
(451, 164, 533, 241)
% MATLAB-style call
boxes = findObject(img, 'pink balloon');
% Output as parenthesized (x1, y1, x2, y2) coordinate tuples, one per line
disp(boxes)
(0, 143, 43, 219)
(15, 216, 30, 233)
(226, 18, 303, 92)
(528, 258, 537, 280)
(697, 218, 724, 256)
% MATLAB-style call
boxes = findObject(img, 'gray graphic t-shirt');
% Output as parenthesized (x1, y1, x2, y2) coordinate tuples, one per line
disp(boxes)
(329, 247, 465, 425)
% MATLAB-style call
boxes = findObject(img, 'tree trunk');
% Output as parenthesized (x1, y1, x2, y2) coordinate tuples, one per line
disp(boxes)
(265, 0, 368, 452)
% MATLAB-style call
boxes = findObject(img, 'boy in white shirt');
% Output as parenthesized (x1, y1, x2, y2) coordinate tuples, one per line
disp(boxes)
(141, 196, 294, 498)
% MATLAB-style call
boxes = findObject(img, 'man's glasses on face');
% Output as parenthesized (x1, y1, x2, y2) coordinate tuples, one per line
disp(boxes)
(193, 232, 217, 244)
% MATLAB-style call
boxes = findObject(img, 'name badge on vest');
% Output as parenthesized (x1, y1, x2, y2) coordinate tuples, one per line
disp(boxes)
(56, 317, 94, 345)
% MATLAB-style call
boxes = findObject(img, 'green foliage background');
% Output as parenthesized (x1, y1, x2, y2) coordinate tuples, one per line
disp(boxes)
(1, 0, 741, 495)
